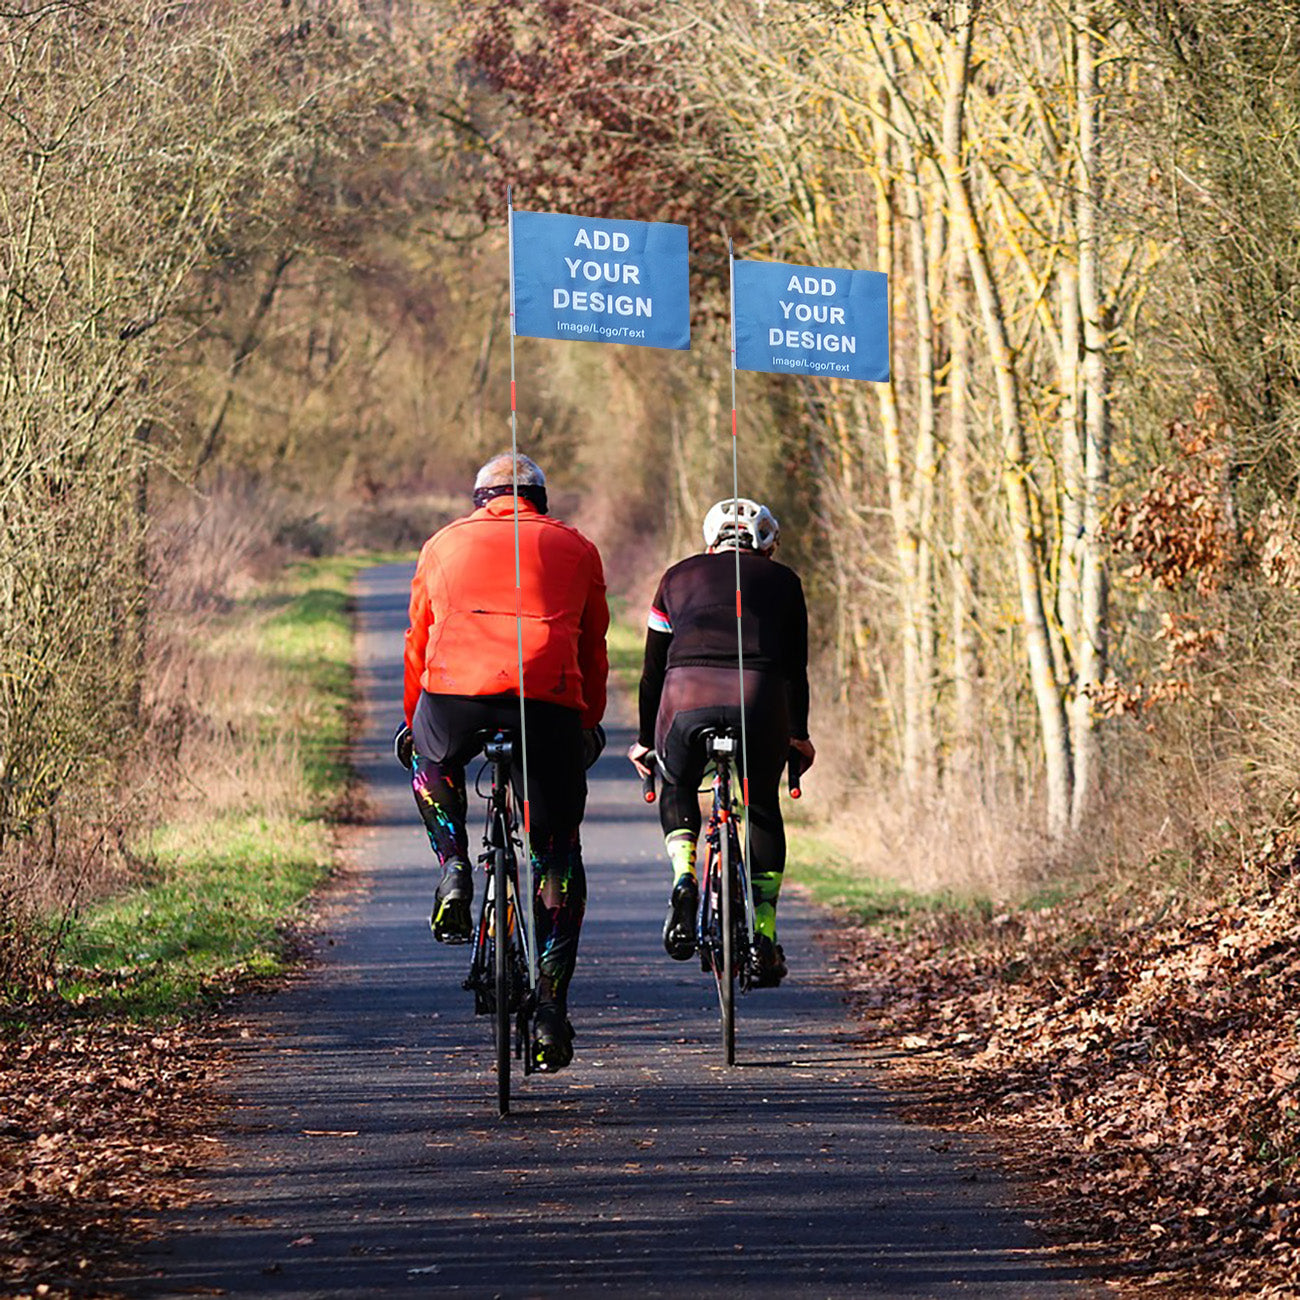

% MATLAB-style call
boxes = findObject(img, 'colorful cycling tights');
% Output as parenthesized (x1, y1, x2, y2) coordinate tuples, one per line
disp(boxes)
(411, 753, 586, 1002)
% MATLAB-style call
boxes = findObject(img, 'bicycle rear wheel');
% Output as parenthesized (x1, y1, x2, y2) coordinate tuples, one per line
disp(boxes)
(718, 817, 736, 1066)
(493, 842, 511, 1115)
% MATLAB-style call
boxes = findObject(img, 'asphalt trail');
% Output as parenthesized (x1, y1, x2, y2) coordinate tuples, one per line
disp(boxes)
(121, 562, 1097, 1298)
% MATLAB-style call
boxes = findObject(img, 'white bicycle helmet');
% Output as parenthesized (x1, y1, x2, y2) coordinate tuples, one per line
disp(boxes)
(702, 497, 779, 553)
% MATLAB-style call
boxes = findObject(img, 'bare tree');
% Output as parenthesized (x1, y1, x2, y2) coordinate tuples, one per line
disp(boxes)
(0, 0, 450, 876)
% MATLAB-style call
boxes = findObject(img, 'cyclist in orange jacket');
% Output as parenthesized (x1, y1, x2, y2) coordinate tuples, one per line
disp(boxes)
(628, 498, 814, 986)
(397, 452, 609, 1071)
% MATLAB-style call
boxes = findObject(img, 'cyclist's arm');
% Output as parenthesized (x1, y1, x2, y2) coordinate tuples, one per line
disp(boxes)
(786, 574, 811, 742)
(577, 553, 610, 729)
(637, 626, 671, 748)
(403, 546, 434, 726)
(636, 573, 674, 748)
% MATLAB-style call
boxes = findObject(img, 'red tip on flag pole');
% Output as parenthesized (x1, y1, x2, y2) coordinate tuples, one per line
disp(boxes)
(736, 591, 742, 618)
(731, 409, 737, 438)
(523, 800, 531, 835)
(511, 380, 516, 412)
(743, 776, 750, 807)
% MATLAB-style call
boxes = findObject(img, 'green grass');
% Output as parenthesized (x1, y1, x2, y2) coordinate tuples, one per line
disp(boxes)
(58, 817, 331, 1013)
(258, 559, 358, 801)
(606, 594, 644, 695)
(785, 829, 967, 929)
(55, 557, 369, 1018)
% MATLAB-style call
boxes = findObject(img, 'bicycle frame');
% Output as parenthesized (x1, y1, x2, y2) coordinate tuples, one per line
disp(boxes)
(461, 731, 537, 1114)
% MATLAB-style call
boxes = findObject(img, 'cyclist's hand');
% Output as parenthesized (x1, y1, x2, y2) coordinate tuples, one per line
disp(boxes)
(582, 723, 607, 769)
(790, 737, 816, 772)
(627, 741, 654, 778)
(393, 722, 414, 771)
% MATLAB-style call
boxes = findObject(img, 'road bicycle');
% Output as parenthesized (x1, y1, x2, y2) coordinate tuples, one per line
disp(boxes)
(461, 730, 536, 1116)
(642, 731, 802, 1065)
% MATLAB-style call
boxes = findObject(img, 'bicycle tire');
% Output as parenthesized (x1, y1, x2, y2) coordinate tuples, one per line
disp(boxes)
(698, 840, 717, 975)
(718, 809, 736, 1066)
(493, 840, 512, 1116)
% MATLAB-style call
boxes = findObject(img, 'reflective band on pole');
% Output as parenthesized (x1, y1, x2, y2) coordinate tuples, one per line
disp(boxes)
(729, 241, 752, 833)
(507, 187, 537, 988)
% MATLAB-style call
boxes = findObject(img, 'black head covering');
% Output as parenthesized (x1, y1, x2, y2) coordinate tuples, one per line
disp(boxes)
(472, 483, 548, 514)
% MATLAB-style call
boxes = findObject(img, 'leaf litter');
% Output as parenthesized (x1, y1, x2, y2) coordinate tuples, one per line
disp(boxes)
(0, 1008, 222, 1298)
(834, 860, 1300, 1297)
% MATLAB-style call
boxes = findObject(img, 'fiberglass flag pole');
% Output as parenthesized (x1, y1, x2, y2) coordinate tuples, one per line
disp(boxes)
(728, 241, 754, 907)
(506, 186, 537, 989)
(507, 203, 689, 990)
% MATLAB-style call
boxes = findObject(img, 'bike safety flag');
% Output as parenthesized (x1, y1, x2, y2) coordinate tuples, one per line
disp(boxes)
(510, 209, 690, 351)
(732, 257, 889, 381)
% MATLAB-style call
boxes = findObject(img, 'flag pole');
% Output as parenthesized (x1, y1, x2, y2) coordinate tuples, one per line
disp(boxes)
(507, 186, 537, 988)
(728, 241, 755, 932)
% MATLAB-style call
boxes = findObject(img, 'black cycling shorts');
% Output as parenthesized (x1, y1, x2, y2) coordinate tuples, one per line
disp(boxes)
(654, 665, 790, 793)
(412, 691, 587, 838)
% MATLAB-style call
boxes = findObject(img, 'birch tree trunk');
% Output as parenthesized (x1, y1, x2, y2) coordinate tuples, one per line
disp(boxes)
(1058, 261, 1084, 651)
(867, 90, 920, 788)
(935, 2, 1074, 838)
(942, 7, 978, 783)
(898, 119, 939, 793)
(1071, 4, 1110, 829)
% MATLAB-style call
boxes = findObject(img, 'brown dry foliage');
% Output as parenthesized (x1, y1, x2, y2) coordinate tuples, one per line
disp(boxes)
(1252, 499, 1300, 591)
(1094, 403, 1237, 722)
(836, 853, 1300, 1296)
(1108, 410, 1234, 598)
(0, 1015, 220, 1297)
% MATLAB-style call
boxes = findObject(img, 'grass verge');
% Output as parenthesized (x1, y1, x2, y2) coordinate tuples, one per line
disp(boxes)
(54, 556, 369, 1018)
(606, 594, 644, 697)
(783, 830, 963, 926)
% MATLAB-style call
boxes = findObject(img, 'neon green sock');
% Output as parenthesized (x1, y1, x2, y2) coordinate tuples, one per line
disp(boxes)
(752, 870, 781, 941)
(665, 829, 697, 885)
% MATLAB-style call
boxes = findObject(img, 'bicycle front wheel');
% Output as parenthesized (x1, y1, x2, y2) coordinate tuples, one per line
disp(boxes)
(493, 843, 512, 1115)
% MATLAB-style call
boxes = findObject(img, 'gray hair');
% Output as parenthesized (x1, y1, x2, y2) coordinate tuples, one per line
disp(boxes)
(474, 452, 546, 491)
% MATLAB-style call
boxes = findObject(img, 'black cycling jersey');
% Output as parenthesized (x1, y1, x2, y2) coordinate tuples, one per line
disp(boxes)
(637, 550, 810, 746)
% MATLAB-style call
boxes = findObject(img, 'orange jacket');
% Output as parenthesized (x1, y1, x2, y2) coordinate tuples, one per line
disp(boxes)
(403, 496, 609, 729)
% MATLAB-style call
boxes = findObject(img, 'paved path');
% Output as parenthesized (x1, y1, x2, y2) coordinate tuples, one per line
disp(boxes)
(121, 563, 1096, 1298)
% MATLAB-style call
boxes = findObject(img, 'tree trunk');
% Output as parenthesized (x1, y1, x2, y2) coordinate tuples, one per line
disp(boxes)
(867, 89, 916, 788)
(194, 248, 296, 472)
(1058, 257, 1083, 653)
(900, 133, 939, 794)
(937, 3, 1073, 838)
(942, 26, 978, 784)
(1071, 5, 1110, 830)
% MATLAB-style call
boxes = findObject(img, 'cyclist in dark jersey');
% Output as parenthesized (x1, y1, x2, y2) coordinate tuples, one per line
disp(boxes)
(627, 498, 815, 986)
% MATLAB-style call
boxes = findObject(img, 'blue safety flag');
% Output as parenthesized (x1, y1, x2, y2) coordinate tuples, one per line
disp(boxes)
(511, 209, 690, 351)
(733, 258, 889, 381)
